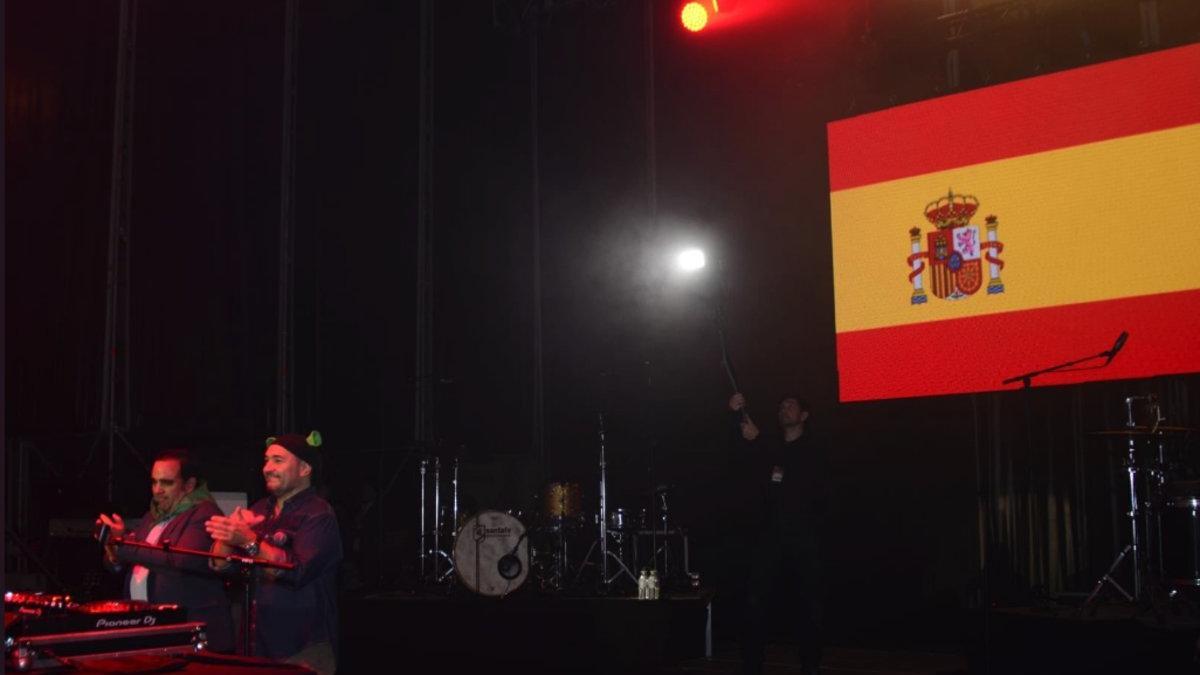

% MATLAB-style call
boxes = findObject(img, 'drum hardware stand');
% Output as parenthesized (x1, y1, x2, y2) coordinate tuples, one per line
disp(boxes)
(575, 532, 637, 587)
(1122, 427, 1144, 603)
(418, 456, 459, 587)
(558, 488, 569, 591)
(472, 519, 484, 597)
(451, 457, 460, 542)
(419, 458, 428, 581)
(438, 457, 460, 582)
(634, 489, 683, 587)
(1146, 397, 1170, 580)
(599, 411, 610, 587)
(432, 457, 442, 581)
(542, 486, 570, 592)
(575, 412, 637, 590)
(1083, 393, 1157, 611)
(657, 487, 671, 585)
(1083, 545, 1135, 611)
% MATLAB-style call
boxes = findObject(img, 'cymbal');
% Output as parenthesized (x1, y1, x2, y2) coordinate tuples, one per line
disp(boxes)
(1089, 426, 1196, 436)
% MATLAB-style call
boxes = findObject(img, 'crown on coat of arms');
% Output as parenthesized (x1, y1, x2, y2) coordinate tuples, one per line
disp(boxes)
(924, 191, 978, 230)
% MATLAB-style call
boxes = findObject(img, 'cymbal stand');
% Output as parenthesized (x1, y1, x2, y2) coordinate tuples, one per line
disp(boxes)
(575, 413, 636, 590)
(1083, 395, 1148, 610)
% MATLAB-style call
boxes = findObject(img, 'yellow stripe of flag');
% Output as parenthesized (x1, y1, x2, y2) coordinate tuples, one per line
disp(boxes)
(831, 123, 1200, 334)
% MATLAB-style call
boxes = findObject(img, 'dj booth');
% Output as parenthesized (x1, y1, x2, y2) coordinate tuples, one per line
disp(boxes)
(4, 591, 309, 673)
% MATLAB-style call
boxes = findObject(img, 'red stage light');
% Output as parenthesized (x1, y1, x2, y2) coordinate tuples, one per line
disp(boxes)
(680, 1, 709, 32)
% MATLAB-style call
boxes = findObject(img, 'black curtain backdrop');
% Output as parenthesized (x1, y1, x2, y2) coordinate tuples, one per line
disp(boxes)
(6, 0, 1200, 641)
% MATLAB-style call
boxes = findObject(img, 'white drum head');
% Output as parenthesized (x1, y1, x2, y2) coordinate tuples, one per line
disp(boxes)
(454, 510, 529, 597)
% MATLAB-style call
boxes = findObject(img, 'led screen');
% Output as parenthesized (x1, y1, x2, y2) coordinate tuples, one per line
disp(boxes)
(828, 44, 1200, 402)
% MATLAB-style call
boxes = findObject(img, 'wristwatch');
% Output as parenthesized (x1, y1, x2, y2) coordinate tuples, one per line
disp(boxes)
(243, 536, 260, 557)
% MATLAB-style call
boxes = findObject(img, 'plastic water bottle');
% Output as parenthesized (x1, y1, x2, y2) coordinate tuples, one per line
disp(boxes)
(648, 569, 660, 600)
(638, 569, 649, 599)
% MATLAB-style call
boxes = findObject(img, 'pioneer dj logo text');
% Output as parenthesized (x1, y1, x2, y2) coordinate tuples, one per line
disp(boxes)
(95, 615, 157, 628)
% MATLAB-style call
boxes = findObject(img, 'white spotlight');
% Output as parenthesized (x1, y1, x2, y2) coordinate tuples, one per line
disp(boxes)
(677, 248, 707, 272)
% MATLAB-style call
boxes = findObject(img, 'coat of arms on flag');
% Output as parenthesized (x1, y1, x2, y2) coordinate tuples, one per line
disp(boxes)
(906, 191, 1005, 304)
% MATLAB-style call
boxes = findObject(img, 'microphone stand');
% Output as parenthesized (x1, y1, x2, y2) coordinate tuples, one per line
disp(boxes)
(999, 332, 1134, 614)
(109, 537, 294, 657)
(1000, 331, 1126, 389)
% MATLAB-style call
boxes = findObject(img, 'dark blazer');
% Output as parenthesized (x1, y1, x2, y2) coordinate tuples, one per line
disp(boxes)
(111, 500, 235, 653)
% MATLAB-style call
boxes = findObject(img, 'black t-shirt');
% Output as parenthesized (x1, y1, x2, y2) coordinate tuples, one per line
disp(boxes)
(729, 413, 832, 540)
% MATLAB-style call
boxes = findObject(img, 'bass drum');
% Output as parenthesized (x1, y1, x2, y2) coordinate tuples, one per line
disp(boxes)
(1162, 483, 1200, 587)
(453, 510, 529, 597)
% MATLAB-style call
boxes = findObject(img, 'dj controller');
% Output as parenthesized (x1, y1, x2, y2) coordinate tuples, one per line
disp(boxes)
(4, 591, 206, 671)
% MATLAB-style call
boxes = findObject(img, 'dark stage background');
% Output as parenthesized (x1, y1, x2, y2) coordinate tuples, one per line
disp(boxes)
(7, 0, 1200, 648)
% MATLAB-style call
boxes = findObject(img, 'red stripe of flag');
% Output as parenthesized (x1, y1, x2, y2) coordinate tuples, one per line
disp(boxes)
(828, 43, 1200, 192)
(835, 288, 1200, 402)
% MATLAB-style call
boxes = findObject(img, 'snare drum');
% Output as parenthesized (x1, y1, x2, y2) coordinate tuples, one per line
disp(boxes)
(453, 510, 529, 597)
(543, 482, 583, 520)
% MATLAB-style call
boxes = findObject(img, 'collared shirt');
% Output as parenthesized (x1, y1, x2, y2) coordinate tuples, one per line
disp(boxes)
(129, 516, 174, 601)
(246, 487, 342, 660)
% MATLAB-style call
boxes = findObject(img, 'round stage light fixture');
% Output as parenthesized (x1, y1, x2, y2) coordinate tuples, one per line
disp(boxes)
(680, 2, 709, 32)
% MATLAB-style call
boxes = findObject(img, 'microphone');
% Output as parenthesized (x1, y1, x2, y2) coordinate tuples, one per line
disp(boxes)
(96, 522, 111, 547)
(268, 531, 291, 547)
(1105, 331, 1129, 365)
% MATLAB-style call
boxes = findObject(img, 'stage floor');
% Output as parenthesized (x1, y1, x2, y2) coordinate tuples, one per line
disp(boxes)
(670, 644, 967, 674)
(335, 590, 1199, 674)
(339, 589, 715, 674)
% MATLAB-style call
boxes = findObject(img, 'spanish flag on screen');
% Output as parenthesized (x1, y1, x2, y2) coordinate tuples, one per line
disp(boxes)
(828, 43, 1200, 402)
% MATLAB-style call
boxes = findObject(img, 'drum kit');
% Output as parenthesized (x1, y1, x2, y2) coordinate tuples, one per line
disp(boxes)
(1084, 394, 1198, 609)
(416, 415, 680, 598)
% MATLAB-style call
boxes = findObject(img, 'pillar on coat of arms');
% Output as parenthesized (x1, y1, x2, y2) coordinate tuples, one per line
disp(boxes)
(985, 215, 1004, 294)
(908, 226, 927, 305)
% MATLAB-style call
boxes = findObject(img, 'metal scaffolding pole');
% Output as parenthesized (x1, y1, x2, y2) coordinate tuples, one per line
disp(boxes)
(529, 7, 545, 478)
(276, 0, 299, 433)
(644, 0, 657, 224)
(100, 0, 140, 502)
(415, 0, 436, 449)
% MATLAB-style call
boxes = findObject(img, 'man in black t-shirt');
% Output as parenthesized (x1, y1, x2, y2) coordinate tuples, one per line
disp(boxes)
(728, 392, 828, 675)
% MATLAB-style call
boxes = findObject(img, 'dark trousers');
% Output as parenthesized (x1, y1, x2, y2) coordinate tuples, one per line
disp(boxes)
(741, 530, 823, 674)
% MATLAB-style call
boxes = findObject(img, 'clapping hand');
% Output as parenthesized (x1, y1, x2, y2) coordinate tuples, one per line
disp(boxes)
(96, 513, 126, 541)
(205, 507, 264, 548)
